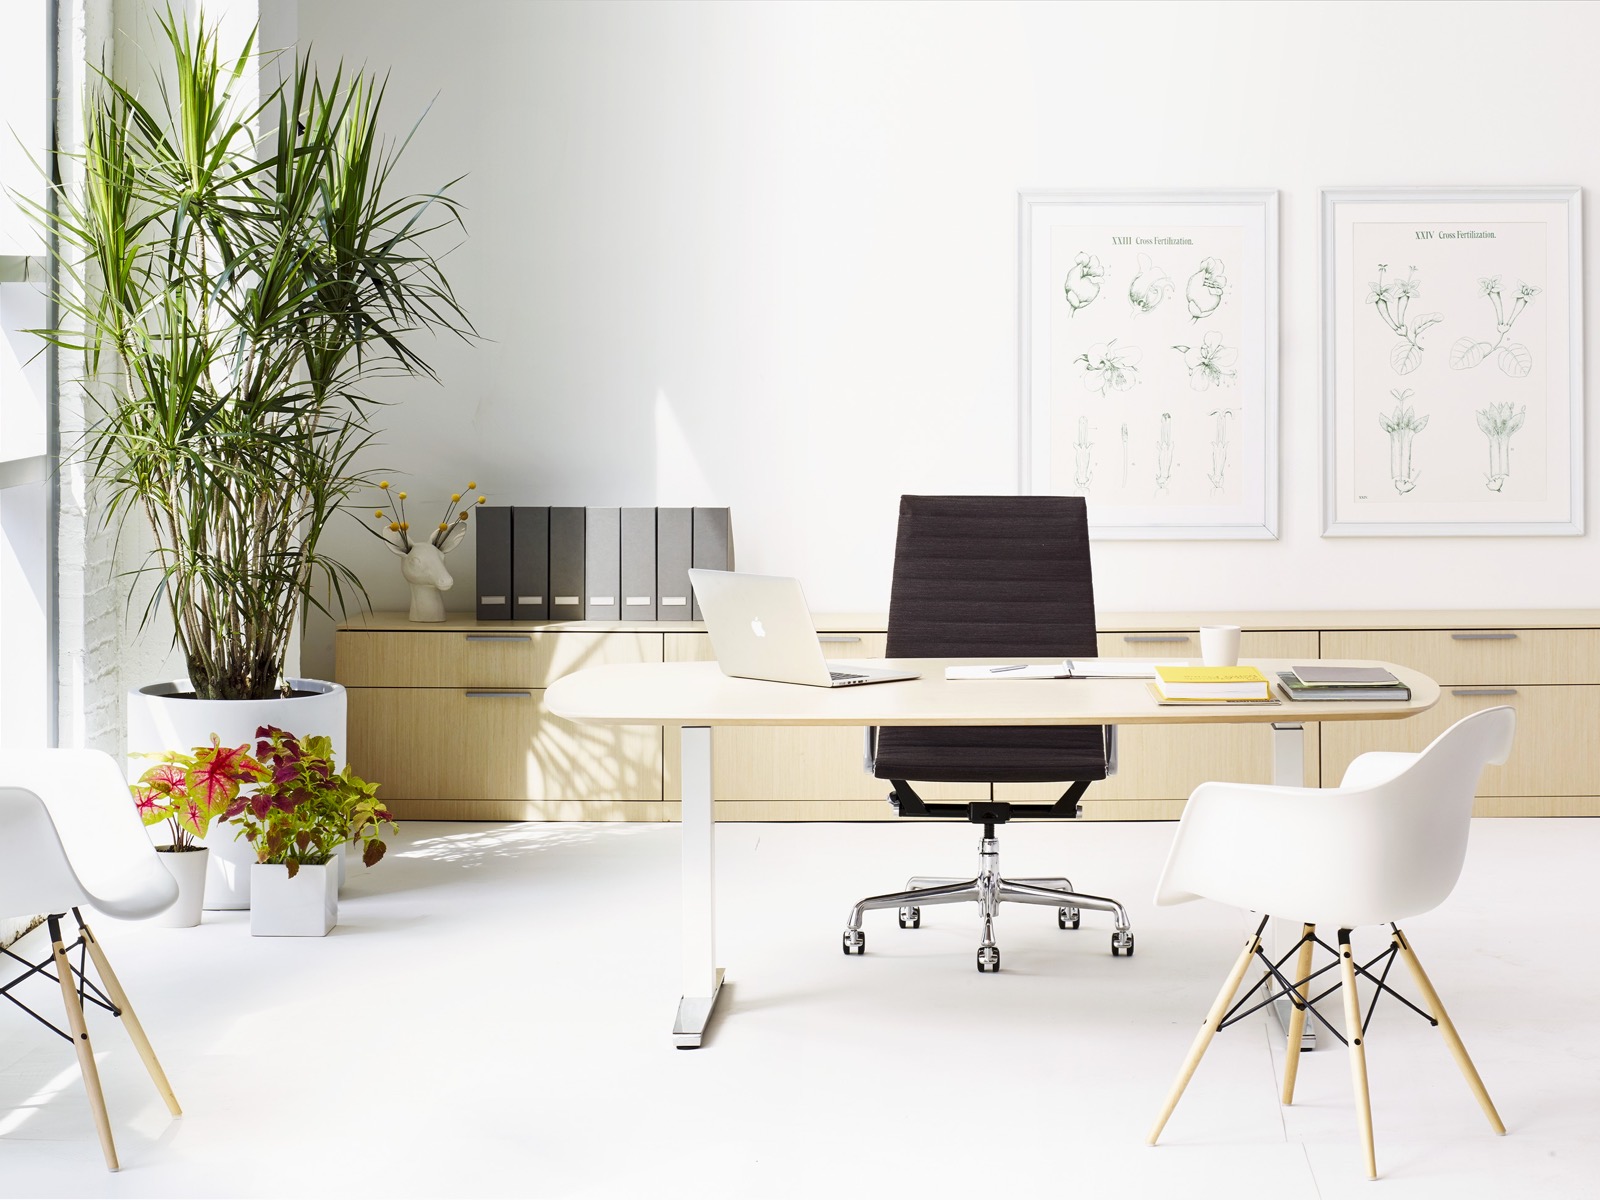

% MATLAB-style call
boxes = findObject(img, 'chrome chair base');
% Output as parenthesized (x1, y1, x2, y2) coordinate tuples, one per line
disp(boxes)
(842, 833, 1133, 972)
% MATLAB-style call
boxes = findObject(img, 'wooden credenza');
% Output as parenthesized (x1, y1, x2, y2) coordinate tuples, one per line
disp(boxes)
(334, 610, 1600, 822)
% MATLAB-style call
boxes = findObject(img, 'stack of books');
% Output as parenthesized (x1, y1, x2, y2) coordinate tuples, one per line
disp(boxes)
(1150, 665, 1274, 703)
(1276, 665, 1411, 702)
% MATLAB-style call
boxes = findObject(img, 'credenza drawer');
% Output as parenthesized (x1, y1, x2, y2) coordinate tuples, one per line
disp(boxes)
(1096, 630, 1317, 663)
(1320, 686, 1600, 797)
(347, 687, 662, 802)
(1321, 629, 1600, 686)
(336, 630, 662, 688)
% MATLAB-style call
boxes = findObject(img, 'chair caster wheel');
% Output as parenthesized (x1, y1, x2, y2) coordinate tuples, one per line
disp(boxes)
(976, 945, 1000, 973)
(1111, 931, 1135, 957)
(898, 906, 921, 929)
(842, 929, 865, 955)
(1058, 906, 1081, 930)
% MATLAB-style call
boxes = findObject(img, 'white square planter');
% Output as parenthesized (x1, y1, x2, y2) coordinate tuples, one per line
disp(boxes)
(250, 861, 339, 937)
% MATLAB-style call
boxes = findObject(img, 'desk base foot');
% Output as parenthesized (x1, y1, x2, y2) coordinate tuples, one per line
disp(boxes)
(1270, 980, 1317, 1052)
(673, 968, 725, 1049)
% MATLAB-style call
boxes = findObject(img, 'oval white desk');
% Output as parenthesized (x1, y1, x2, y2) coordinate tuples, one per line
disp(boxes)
(546, 658, 1439, 1047)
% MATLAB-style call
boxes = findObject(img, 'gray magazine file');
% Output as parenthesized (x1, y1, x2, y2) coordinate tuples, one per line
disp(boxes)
(549, 507, 586, 621)
(656, 508, 693, 620)
(620, 507, 657, 621)
(474, 505, 512, 621)
(511, 507, 550, 620)
(691, 507, 732, 620)
(584, 507, 621, 621)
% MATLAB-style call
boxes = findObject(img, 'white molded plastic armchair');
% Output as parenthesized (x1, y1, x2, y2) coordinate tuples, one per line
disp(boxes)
(0, 749, 184, 1171)
(1147, 707, 1514, 1180)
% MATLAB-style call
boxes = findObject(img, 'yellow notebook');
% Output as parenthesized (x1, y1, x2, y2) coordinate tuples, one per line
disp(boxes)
(1152, 664, 1271, 701)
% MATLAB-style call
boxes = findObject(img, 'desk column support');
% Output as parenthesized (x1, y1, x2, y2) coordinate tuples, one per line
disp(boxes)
(1268, 722, 1316, 1053)
(674, 725, 724, 1048)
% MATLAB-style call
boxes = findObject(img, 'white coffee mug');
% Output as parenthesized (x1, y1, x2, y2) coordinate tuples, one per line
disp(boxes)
(1199, 625, 1241, 667)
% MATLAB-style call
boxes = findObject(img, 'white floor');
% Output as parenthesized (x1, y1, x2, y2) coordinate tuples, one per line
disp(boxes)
(1, 817, 1596, 1199)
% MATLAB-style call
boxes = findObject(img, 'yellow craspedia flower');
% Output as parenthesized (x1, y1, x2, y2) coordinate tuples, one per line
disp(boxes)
(397, 491, 407, 500)
(399, 522, 409, 531)
(459, 511, 470, 521)
(477, 496, 486, 504)
(374, 510, 385, 519)
(467, 481, 477, 489)
(439, 522, 449, 532)
(379, 481, 390, 490)
(388, 522, 400, 532)
(450, 493, 461, 503)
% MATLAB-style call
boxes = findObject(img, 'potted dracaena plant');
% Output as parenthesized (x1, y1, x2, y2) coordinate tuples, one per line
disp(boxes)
(27, 11, 470, 909)
(226, 726, 394, 937)
(131, 737, 262, 927)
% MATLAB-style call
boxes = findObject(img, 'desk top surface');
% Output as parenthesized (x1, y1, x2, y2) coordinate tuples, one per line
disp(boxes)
(339, 609, 1600, 634)
(544, 659, 1440, 728)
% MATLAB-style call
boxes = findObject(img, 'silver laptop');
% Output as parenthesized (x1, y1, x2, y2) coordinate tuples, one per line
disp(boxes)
(688, 570, 919, 688)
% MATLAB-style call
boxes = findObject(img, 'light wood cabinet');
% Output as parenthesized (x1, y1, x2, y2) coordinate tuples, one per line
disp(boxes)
(1321, 629, 1600, 686)
(349, 687, 663, 818)
(1318, 621, 1600, 814)
(338, 621, 665, 820)
(336, 610, 1600, 822)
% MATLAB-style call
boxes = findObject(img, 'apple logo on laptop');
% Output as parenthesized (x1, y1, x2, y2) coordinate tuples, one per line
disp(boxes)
(750, 618, 766, 638)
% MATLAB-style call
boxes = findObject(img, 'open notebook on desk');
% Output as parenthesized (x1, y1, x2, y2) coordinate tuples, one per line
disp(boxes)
(944, 660, 1160, 680)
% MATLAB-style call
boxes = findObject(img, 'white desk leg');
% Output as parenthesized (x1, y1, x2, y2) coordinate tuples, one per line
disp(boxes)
(1268, 722, 1315, 1053)
(674, 725, 724, 1048)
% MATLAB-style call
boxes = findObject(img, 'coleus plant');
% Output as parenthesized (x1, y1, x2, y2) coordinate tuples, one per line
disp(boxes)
(133, 737, 265, 851)
(224, 726, 395, 878)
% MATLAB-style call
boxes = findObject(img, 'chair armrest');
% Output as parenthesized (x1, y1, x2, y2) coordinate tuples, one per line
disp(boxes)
(863, 726, 877, 774)
(1104, 725, 1118, 778)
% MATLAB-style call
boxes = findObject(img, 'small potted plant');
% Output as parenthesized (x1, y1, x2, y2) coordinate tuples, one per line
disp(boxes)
(132, 738, 264, 927)
(226, 726, 395, 937)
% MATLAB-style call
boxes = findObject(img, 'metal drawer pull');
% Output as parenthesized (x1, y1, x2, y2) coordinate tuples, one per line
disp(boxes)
(466, 634, 533, 642)
(1451, 632, 1518, 640)
(818, 635, 862, 644)
(465, 690, 533, 698)
(1123, 635, 1192, 643)
(1451, 688, 1518, 697)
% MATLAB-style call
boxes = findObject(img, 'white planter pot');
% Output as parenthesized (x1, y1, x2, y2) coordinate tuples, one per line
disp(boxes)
(153, 846, 209, 928)
(127, 678, 347, 911)
(249, 861, 339, 937)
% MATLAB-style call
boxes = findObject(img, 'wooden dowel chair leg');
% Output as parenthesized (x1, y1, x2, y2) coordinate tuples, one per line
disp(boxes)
(1148, 920, 1266, 1146)
(77, 918, 182, 1117)
(49, 921, 118, 1171)
(1392, 927, 1505, 1135)
(1338, 929, 1377, 1180)
(1281, 923, 1316, 1105)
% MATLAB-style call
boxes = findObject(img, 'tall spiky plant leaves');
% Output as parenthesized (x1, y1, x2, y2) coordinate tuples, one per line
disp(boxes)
(27, 7, 473, 699)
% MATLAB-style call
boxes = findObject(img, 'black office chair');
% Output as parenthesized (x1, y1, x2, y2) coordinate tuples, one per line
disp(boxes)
(844, 495, 1133, 972)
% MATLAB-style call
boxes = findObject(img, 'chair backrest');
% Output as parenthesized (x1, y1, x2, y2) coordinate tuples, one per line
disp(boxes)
(884, 495, 1099, 659)
(1354, 705, 1515, 920)
(1156, 706, 1515, 926)
(0, 749, 178, 921)
(0, 786, 89, 918)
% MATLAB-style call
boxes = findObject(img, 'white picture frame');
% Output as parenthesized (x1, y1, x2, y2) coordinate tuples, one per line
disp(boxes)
(1321, 186, 1583, 536)
(1018, 189, 1278, 540)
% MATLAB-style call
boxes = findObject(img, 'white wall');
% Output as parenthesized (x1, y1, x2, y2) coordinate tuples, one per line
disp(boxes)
(288, 0, 1599, 679)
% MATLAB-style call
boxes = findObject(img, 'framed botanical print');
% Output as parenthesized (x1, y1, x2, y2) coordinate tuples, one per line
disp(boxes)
(1018, 189, 1279, 539)
(1322, 186, 1583, 535)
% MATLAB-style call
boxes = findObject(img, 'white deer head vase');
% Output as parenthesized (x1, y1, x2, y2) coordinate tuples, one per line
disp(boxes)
(370, 482, 486, 622)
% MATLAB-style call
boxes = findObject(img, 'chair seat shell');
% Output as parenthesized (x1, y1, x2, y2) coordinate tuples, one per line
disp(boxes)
(0, 749, 179, 922)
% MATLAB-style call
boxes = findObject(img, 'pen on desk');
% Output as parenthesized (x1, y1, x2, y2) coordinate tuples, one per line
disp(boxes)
(990, 664, 1026, 673)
